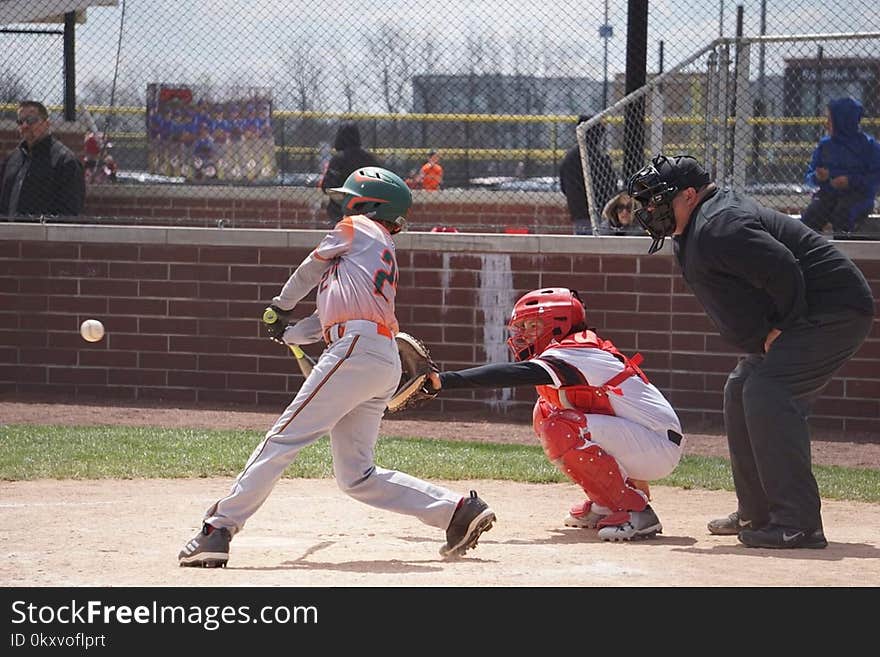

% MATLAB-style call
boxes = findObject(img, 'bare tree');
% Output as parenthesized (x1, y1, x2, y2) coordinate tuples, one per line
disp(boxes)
(368, 23, 414, 114)
(463, 33, 507, 180)
(333, 51, 357, 113)
(190, 72, 219, 102)
(541, 37, 571, 77)
(0, 71, 30, 104)
(79, 77, 145, 135)
(80, 77, 143, 107)
(465, 32, 503, 77)
(413, 32, 439, 78)
(281, 43, 323, 112)
(411, 32, 442, 145)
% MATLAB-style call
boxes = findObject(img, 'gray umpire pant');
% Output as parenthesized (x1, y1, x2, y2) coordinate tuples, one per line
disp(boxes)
(723, 310, 874, 531)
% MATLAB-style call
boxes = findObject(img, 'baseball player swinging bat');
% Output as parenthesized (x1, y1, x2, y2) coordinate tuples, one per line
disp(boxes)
(262, 306, 316, 377)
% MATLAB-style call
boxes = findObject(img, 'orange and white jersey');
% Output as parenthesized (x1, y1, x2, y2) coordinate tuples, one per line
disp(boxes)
(272, 215, 399, 333)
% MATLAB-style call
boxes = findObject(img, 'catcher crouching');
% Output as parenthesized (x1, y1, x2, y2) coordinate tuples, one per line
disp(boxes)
(393, 287, 684, 541)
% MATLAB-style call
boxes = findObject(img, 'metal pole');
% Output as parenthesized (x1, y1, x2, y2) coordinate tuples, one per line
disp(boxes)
(705, 50, 719, 175)
(754, 0, 767, 179)
(815, 46, 824, 116)
(63, 12, 76, 121)
(733, 41, 751, 191)
(727, 5, 744, 182)
(602, 0, 610, 109)
(717, 43, 731, 186)
(758, 0, 767, 101)
(623, 0, 648, 181)
(650, 41, 665, 158)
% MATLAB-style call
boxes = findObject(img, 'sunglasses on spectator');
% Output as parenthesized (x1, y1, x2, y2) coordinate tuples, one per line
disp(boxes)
(16, 116, 43, 126)
(616, 203, 633, 212)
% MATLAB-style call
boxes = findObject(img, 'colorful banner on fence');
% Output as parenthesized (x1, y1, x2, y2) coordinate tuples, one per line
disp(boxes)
(146, 84, 278, 183)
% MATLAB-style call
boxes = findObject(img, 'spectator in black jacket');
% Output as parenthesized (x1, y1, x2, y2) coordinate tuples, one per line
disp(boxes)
(559, 115, 617, 235)
(319, 121, 381, 222)
(628, 153, 875, 550)
(0, 100, 84, 217)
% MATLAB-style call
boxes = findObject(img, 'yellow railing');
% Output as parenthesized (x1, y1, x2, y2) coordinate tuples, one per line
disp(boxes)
(5, 103, 875, 163)
(8, 102, 874, 128)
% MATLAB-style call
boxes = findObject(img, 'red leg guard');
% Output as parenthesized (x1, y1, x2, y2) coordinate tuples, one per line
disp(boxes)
(533, 400, 647, 513)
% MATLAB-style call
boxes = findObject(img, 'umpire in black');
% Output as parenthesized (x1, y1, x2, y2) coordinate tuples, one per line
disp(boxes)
(628, 154, 875, 549)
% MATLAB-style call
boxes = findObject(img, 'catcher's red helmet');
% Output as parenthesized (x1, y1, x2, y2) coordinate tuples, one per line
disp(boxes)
(507, 288, 586, 361)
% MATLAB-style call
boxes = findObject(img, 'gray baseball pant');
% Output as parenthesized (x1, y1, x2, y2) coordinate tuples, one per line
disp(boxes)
(205, 326, 461, 535)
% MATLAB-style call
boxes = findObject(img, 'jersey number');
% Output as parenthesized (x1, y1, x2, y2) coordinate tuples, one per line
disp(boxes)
(318, 260, 340, 293)
(373, 249, 396, 300)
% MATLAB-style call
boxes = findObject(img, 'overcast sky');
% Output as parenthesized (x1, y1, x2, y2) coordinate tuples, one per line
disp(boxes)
(3, 0, 878, 111)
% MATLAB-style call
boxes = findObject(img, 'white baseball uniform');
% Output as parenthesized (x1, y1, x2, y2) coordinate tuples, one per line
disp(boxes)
(533, 344, 683, 481)
(204, 215, 461, 535)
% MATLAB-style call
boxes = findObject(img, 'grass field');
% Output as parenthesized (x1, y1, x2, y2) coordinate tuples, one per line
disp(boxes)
(2, 424, 878, 503)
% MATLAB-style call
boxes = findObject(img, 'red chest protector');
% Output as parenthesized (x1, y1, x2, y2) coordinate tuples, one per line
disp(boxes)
(534, 330, 649, 416)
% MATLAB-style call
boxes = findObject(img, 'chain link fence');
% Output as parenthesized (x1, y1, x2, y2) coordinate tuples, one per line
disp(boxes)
(1, 1, 879, 231)
(580, 31, 880, 237)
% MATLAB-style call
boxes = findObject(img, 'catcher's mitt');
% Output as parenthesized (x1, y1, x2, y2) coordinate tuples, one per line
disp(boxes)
(387, 332, 440, 413)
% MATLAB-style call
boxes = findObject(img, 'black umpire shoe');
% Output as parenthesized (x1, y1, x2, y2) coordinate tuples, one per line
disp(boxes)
(738, 524, 828, 549)
(178, 523, 231, 567)
(440, 490, 496, 558)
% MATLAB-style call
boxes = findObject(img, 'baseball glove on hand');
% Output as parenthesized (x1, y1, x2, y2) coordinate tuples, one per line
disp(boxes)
(387, 332, 440, 413)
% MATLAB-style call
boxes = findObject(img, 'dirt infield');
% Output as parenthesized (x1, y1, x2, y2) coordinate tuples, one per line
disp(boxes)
(3, 478, 880, 587)
(2, 400, 879, 587)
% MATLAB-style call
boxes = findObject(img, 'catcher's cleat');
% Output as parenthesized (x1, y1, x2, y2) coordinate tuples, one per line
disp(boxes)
(596, 505, 662, 542)
(707, 510, 763, 535)
(563, 500, 610, 529)
(178, 523, 231, 568)
(440, 490, 496, 558)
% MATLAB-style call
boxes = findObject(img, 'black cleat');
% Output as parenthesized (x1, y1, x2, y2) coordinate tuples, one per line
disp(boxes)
(440, 490, 496, 558)
(178, 523, 231, 567)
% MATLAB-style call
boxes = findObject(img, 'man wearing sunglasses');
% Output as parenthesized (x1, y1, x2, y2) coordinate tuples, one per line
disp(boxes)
(0, 100, 84, 217)
(627, 153, 875, 550)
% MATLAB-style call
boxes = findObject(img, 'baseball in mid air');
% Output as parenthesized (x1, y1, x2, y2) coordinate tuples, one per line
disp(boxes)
(80, 319, 105, 343)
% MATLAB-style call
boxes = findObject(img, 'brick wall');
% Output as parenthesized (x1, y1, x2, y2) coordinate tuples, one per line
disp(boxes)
(84, 183, 879, 235)
(81, 183, 574, 234)
(1, 223, 878, 437)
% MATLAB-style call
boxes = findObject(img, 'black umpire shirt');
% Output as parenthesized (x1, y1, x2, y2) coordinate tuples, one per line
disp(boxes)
(672, 188, 875, 354)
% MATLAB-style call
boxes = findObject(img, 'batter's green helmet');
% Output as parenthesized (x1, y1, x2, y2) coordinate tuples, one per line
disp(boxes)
(329, 166, 412, 233)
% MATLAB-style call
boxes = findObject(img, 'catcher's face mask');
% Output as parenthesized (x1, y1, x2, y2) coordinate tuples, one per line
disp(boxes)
(507, 288, 586, 361)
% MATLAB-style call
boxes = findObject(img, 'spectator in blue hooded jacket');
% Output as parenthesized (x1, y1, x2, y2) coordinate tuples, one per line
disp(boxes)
(801, 97, 880, 236)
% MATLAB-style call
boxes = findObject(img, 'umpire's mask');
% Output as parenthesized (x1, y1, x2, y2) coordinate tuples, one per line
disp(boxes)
(627, 154, 710, 254)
